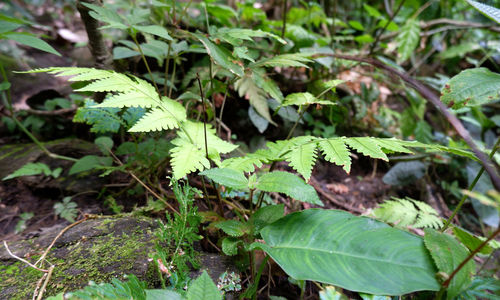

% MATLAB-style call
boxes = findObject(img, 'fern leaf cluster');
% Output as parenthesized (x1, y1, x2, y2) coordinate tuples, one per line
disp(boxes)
(222, 136, 467, 181)
(25, 67, 236, 179)
(374, 197, 443, 229)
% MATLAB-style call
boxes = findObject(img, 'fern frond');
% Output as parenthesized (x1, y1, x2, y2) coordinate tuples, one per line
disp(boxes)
(318, 138, 352, 173)
(374, 197, 443, 229)
(373, 138, 415, 154)
(284, 139, 318, 180)
(22, 67, 189, 131)
(171, 121, 237, 178)
(344, 137, 388, 160)
(170, 140, 210, 179)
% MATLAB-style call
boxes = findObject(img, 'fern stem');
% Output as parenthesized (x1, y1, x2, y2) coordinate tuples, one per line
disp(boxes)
(441, 136, 500, 232)
(281, 0, 288, 38)
(286, 104, 308, 140)
(369, 0, 406, 55)
(217, 78, 230, 136)
(131, 34, 161, 96)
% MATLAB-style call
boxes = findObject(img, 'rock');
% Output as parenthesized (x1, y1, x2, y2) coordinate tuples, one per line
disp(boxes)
(0, 216, 238, 299)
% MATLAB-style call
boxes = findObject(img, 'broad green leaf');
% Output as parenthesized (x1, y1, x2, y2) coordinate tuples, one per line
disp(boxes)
(440, 68, 500, 109)
(396, 18, 420, 62)
(382, 161, 426, 186)
(466, 0, 500, 24)
(318, 139, 352, 173)
(345, 137, 388, 160)
(215, 220, 248, 237)
(69, 155, 113, 175)
(424, 229, 476, 300)
(256, 171, 322, 206)
(193, 33, 244, 77)
(186, 270, 222, 300)
(251, 204, 284, 234)
(257, 209, 440, 295)
(2, 32, 61, 56)
(199, 168, 248, 190)
(282, 92, 334, 106)
(248, 106, 269, 133)
(3, 162, 52, 180)
(133, 25, 172, 41)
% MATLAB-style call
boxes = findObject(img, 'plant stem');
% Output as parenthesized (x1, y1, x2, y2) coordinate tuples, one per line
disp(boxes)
(168, 59, 176, 98)
(281, 0, 288, 38)
(369, 0, 405, 54)
(442, 226, 500, 288)
(163, 40, 172, 96)
(286, 105, 308, 140)
(441, 136, 500, 232)
(131, 33, 161, 96)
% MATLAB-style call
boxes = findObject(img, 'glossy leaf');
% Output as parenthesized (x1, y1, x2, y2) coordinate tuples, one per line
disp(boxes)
(441, 68, 500, 109)
(257, 209, 440, 295)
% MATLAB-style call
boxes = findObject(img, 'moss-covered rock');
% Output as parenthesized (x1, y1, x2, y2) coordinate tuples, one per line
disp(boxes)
(0, 216, 160, 299)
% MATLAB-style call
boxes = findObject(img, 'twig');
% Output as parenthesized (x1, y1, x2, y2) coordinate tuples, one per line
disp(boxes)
(35, 216, 89, 267)
(36, 265, 54, 300)
(3, 241, 48, 273)
(321, 53, 500, 191)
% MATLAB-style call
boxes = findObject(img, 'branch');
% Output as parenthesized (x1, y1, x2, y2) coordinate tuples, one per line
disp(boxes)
(325, 54, 500, 191)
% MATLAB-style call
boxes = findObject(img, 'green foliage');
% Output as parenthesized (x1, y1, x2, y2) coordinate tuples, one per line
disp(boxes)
(3, 162, 62, 180)
(69, 155, 113, 175)
(424, 229, 476, 300)
(0, 13, 61, 56)
(14, 212, 33, 234)
(466, 0, 500, 24)
(452, 226, 500, 255)
(199, 168, 248, 190)
(441, 68, 500, 109)
(186, 270, 222, 300)
(54, 197, 78, 223)
(374, 197, 443, 229)
(154, 180, 202, 288)
(253, 209, 440, 295)
(256, 171, 322, 205)
(396, 18, 420, 63)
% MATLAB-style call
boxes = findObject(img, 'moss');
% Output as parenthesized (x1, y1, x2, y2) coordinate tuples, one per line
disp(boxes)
(0, 218, 161, 299)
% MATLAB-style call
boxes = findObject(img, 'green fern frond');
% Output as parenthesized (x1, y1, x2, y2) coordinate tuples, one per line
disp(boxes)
(170, 140, 210, 179)
(374, 197, 443, 229)
(284, 138, 318, 180)
(318, 138, 352, 173)
(344, 137, 388, 160)
(170, 121, 238, 178)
